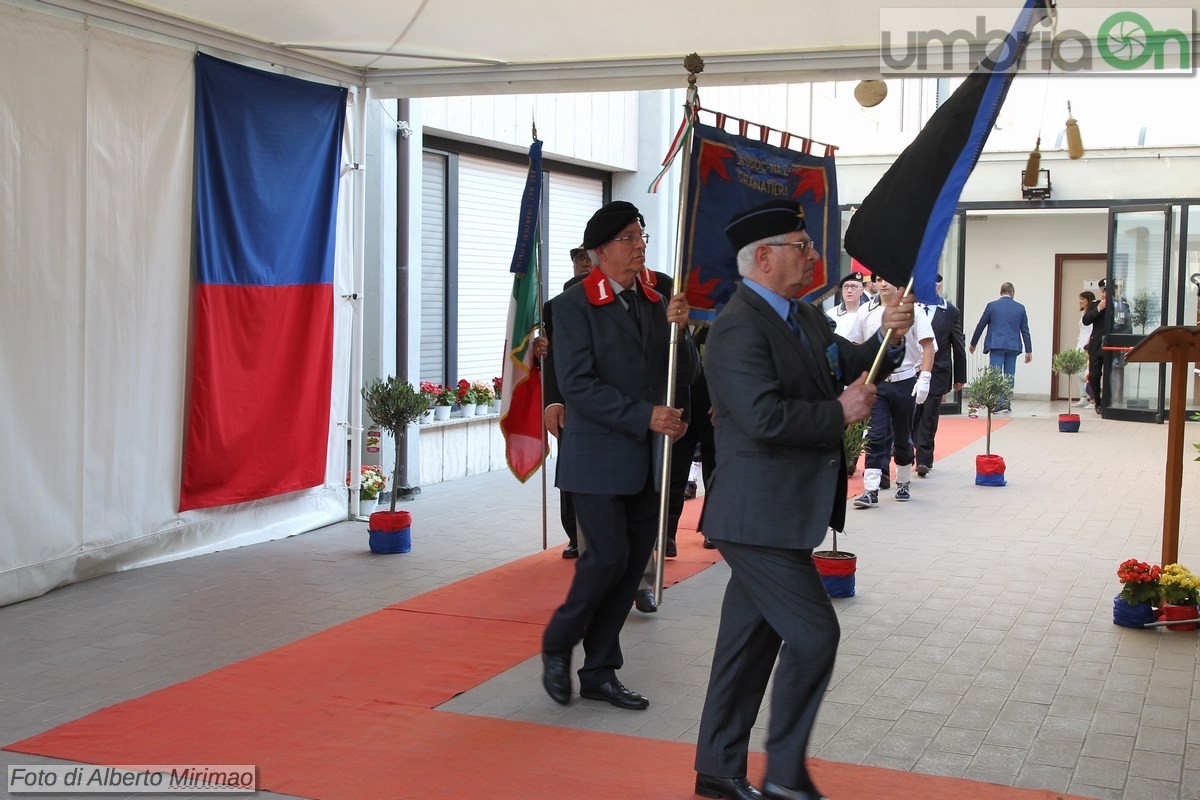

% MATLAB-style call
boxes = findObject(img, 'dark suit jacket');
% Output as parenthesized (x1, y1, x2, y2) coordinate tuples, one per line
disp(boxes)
(927, 301, 966, 396)
(970, 295, 1032, 354)
(703, 283, 896, 547)
(552, 270, 698, 495)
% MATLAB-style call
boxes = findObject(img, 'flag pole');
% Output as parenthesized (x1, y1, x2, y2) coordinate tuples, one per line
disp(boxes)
(533, 117, 549, 553)
(654, 53, 704, 607)
(865, 276, 915, 384)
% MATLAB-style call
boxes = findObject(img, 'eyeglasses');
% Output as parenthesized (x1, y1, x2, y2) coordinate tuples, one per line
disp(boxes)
(766, 239, 816, 254)
(611, 233, 650, 245)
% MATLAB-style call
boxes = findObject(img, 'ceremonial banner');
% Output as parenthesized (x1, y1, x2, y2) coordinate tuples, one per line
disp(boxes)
(845, 0, 1050, 304)
(499, 141, 546, 483)
(680, 123, 838, 321)
(181, 54, 347, 510)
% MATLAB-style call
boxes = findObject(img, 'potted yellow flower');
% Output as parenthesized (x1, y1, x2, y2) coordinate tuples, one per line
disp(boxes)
(1158, 563, 1200, 631)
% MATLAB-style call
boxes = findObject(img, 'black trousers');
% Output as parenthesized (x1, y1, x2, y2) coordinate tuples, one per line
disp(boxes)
(542, 485, 659, 689)
(911, 393, 943, 468)
(559, 489, 577, 547)
(695, 542, 839, 788)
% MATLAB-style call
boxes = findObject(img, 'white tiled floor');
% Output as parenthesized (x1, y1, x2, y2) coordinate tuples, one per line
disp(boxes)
(3, 400, 1200, 800)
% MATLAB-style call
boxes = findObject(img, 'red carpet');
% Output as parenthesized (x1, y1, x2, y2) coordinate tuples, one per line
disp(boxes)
(8, 415, 1087, 800)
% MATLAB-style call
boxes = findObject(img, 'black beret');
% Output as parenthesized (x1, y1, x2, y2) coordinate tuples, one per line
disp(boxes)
(582, 201, 645, 249)
(1098, 278, 1107, 289)
(839, 271, 864, 287)
(569, 246, 587, 260)
(725, 200, 806, 252)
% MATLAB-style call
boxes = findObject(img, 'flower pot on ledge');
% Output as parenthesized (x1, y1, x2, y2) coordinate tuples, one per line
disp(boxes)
(1058, 413, 1080, 433)
(975, 454, 1006, 486)
(368, 510, 412, 554)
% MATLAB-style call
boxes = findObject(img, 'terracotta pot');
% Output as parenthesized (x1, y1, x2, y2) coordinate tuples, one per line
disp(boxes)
(1058, 413, 1080, 433)
(1159, 603, 1199, 631)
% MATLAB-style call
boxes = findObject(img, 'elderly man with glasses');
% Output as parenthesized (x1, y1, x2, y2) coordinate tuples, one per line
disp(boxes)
(540, 200, 697, 712)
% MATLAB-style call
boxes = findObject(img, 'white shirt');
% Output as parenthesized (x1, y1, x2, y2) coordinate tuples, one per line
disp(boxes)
(847, 295, 936, 372)
(826, 303, 863, 338)
(1077, 310, 1092, 350)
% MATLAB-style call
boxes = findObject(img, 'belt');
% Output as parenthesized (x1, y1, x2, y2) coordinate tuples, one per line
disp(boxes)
(887, 366, 918, 383)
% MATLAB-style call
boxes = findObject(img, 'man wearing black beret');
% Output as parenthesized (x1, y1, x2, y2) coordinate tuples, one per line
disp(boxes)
(826, 270, 864, 337)
(693, 199, 913, 800)
(540, 200, 698, 711)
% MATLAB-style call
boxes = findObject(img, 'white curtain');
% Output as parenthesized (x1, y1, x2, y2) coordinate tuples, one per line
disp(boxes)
(0, 4, 352, 607)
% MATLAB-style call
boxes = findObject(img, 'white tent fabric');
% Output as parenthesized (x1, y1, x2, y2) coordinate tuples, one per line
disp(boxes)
(0, 3, 353, 606)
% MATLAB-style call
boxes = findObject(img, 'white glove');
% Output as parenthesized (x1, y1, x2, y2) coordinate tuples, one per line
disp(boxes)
(912, 371, 932, 405)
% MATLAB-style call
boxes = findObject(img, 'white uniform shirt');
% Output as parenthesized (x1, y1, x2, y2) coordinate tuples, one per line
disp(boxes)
(826, 303, 863, 339)
(846, 294, 936, 373)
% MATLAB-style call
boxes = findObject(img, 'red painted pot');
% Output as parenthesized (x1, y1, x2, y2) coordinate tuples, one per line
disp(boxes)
(1159, 603, 1199, 631)
(1058, 414, 1080, 433)
(368, 510, 413, 554)
(813, 551, 856, 598)
(975, 454, 1006, 486)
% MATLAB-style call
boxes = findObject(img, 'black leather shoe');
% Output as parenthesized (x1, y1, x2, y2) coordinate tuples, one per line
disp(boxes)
(762, 780, 827, 800)
(634, 589, 658, 613)
(684, 480, 698, 500)
(879, 475, 891, 490)
(561, 544, 579, 559)
(541, 652, 571, 705)
(666, 537, 678, 558)
(579, 678, 648, 710)
(916, 464, 929, 477)
(695, 773, 763, 799)
(703, 537, 716, 549)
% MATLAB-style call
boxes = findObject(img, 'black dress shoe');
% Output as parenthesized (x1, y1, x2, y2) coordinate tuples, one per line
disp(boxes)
(916, 464, 929, 477)
(579, 678, 648, 709)
(666, 537, 678, 558)
(879, 475, 891, 490)
(541, 652, 571, 705)
(695, 773, 764, 799)
(634, 589, 658, 613)
(762, 780, 827, 800)
(703, 537, 716, 549)
(561, 544, 579, 559)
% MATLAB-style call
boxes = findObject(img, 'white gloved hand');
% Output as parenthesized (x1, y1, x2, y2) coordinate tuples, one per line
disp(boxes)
(912, 371, 932, 405)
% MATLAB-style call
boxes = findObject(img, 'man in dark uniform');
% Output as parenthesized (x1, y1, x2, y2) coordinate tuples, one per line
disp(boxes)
(541, 201, 697, 710)
(693, 200, 912, 800)
(913, 274, 966, 476)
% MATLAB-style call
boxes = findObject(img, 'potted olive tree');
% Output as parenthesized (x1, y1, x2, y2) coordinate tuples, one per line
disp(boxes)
(361, 376, 430, 553)
(1051, 348, 1088, 432)
(964, 366, 1013, 486)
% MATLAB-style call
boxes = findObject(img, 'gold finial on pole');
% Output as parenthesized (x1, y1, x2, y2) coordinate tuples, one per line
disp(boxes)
(683, 53, 705, 80)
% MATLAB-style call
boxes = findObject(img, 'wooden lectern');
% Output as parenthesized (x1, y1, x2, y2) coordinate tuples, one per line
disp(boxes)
(1125, 326, 1200, 566)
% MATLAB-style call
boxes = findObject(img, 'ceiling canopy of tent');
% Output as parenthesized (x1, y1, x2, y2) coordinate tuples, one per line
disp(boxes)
(48, 0, 1200, 96)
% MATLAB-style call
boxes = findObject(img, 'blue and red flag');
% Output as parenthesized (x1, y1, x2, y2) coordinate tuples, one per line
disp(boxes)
(845, 0, 1051, 304)
(180, 54, 347, 511)
(679, 123, 839, 322)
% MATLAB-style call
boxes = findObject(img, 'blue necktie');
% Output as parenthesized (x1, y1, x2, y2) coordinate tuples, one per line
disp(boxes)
(787, 300, 811, 350)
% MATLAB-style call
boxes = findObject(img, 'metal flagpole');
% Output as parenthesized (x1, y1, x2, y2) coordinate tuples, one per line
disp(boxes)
(533, 117, 549, 553)
(654, 54, 704, 606)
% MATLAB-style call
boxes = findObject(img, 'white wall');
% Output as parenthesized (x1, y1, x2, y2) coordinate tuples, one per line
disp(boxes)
(961, 212, 1109, 398)
(420, 91, 639, 170)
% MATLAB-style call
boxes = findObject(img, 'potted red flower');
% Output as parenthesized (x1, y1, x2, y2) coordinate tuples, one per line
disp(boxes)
(1114, 558, 1161, 627)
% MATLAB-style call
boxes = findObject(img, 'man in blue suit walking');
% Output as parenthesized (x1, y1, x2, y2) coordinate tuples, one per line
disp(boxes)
(969, 282, 1032, 412)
